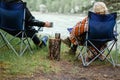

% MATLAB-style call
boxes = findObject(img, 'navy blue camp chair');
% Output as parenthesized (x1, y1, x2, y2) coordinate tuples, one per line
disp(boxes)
(0, 2, 33, 56)
(76, 11, 118, 66)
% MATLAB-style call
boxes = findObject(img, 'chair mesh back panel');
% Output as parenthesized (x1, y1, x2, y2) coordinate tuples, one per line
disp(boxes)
(88, 11, 117, 41)
(0, 2, 25, 31)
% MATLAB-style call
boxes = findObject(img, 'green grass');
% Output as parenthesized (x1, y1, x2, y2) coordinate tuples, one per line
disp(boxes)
(0, 42, 68, 77)
(0, 37, 120, 78)
(0, 34, 62, 77)
(1, 48, 55, 72)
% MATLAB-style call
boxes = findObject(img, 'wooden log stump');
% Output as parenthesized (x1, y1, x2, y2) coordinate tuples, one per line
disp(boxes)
(48, 33, 61, 61)
(55, 33, 60, 39)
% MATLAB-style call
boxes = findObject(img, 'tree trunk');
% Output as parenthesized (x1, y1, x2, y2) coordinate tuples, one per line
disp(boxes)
(48, 33, 61, 61)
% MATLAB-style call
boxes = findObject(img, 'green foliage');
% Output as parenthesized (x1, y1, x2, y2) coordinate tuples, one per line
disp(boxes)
(22, 0, 120, 16)
(23, 0, 120, 17)
(23, 0, 92, 13)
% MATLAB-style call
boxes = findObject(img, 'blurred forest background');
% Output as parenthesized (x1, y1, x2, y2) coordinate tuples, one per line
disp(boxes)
(23, 0, 120, 18)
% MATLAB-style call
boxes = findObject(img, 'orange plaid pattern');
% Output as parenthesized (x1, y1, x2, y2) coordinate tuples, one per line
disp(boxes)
(70, 17, 88, 45)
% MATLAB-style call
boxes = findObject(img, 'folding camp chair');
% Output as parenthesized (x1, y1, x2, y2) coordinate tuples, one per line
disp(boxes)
(0, 2, 33, 56)
(115, 21, 120, 66)
(76, 11, 118, 67)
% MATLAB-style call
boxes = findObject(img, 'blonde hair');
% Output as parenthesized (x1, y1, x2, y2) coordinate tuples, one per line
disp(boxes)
(93, 2, 108, 14)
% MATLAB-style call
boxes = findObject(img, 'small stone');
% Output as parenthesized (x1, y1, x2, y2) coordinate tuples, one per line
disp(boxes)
(103, 74, 108, 78)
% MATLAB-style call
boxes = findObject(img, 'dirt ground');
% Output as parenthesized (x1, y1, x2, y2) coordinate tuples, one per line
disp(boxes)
(1, 59, 120, 80)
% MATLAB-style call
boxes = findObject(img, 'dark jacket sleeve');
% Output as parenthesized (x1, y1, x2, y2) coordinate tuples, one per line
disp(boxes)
(29, 20, 45, 27)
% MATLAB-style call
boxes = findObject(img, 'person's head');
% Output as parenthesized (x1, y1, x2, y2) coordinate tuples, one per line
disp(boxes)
(93, 2, 108, 14)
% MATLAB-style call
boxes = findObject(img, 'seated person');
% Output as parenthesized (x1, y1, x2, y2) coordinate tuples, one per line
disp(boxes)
(62, 2, 108, 61)
(3, 0, 52, 47)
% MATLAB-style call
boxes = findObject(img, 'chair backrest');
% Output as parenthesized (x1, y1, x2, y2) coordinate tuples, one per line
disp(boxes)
(0, 2, 26, 31)
(88, 11, 117, 41)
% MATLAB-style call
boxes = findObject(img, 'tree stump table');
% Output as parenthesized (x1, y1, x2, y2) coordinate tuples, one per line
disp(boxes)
(48, 33, 61, 61)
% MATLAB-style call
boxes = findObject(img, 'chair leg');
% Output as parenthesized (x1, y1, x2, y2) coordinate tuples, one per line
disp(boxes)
(19, 32, 33, 56)
(0, 32, 18, 56)
(0, 33, 10, 49)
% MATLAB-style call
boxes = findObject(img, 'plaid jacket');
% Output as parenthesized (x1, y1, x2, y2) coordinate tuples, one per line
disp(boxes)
(70, 17, 88, 45)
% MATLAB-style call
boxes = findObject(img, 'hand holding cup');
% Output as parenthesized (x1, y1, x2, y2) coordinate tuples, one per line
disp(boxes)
(44, 21, 53, 28)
